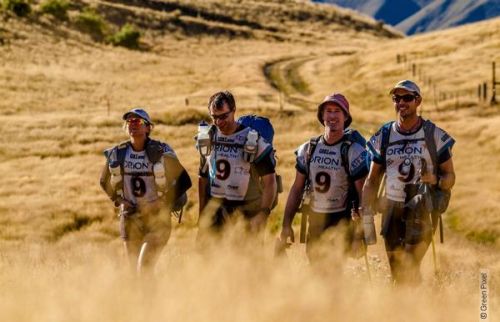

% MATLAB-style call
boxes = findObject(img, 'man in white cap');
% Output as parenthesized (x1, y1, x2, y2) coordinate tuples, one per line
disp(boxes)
(361, 80, 456, 284)
(279, 93, 369, 261)
(100, 108, 191, 275)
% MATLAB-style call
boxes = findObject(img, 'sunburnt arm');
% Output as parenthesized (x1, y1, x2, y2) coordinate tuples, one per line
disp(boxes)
(259, 172, 277, 211)
(361, 162, 384, 210)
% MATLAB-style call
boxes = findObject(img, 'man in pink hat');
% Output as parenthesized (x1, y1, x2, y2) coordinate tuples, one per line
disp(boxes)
(279, 93, 369, 261)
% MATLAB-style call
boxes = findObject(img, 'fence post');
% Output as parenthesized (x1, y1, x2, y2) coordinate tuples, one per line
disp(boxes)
(279, 91, 284, 112)
(433, 84, 438, 110)
(492, 61, 497, 105)
(106, 96, 110, 116)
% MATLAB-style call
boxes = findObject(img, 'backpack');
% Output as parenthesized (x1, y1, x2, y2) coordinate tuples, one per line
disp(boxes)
(105, 139, 192, 222)
(237, 115, 283, 209)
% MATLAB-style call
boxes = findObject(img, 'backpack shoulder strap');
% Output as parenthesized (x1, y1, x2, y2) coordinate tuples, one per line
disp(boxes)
(306, 135, 322, 177)
(340, 137, 352, 178)
(145, 139, 164, 163)
(423, 119, 438, 175)
(104, 141, 129, 169)
(380, 121, 394, 169)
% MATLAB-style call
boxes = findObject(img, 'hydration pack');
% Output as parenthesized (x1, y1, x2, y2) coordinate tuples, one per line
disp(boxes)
(238, 115, 275, 145)
(238, 115, 283, 209)
(304, 128, 367, 208)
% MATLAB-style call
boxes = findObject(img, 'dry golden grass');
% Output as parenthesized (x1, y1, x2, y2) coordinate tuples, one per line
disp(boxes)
(0, 2, 499, 321)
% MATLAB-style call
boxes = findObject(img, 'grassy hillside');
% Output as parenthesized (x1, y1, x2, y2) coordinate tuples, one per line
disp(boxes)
(0, 2, 499, 321)
(0, 0, 399, 244)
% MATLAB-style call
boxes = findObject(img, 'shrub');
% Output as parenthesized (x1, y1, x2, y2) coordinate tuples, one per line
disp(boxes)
(109, 23, 141, 49)
(75, 8, 107, 40)
(2, 0, 31, 17)
(39, 0, 69, 20)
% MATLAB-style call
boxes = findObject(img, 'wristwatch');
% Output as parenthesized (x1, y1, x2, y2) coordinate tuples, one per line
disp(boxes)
(259, 207, 271, 216)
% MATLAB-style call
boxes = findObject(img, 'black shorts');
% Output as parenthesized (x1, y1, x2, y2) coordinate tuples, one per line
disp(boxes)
(381, 200, 439, 251)
(206, 197, 261, 230)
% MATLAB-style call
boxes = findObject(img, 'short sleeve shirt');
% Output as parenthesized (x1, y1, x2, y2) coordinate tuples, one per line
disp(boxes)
(200, 126, 275, 201)
(296, 136, 369, 213)
(367, 121, 455, 202)
(122, 143, 177, 207)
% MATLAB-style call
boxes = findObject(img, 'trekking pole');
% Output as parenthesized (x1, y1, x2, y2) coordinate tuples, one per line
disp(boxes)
(439, 216, 444, 243)
(421, 158, 438, 276)
(362, 239, 372, 282)
(428, 212, 438, 276)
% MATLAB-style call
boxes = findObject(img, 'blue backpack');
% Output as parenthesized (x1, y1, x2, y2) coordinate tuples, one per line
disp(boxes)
(237, 114, 282, 208)
(237, 115, 274, 145)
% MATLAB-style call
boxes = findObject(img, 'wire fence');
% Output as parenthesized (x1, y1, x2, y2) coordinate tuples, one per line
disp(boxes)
(396, 53, 498, 112)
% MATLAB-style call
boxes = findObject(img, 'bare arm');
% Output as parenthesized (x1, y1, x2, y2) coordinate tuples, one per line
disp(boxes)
(279, 171, 307, 242)
(260, 172, 277, 211)
(99, 161, 117, 203)
(438, 158, 455, 191)
(361, 162, 384, 210)
(282, 171, 307, 228)
(351, 175, 367, 219)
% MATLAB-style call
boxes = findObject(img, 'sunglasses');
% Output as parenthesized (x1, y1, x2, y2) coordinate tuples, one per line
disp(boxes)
(126, 118, 148, 125)
(210, 110, 232, 121)
(392, 94, 417, 103)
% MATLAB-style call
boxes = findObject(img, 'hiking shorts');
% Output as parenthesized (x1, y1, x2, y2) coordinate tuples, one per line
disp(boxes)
(306, 209, 351, 243)
(381, 199, 439, 251)
(205, 197, 262, 230)
(120, 208, 171, 245)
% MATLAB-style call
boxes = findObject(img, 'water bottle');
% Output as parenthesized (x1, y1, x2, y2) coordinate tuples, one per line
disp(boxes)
(109, 162, 123, 198)
(363, 207, 377, 245)
(153, 161, 167, 196)
(243, 129, 259, 162)
(196, 121, 212, 156)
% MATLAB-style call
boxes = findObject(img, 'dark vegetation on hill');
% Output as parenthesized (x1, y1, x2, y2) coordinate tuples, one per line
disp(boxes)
(0, 0, 401, 51)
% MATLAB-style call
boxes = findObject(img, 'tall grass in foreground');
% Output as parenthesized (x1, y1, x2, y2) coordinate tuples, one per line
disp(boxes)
(0, 228, 496, 322)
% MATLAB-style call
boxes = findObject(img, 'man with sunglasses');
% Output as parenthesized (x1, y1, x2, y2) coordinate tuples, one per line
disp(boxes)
(361, 80, 455, 284)
(100, 108, 191, 275)
(197, 91, 277, 238)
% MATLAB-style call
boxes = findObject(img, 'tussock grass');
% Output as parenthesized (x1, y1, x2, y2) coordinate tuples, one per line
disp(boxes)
(0, 233, 498, 322)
